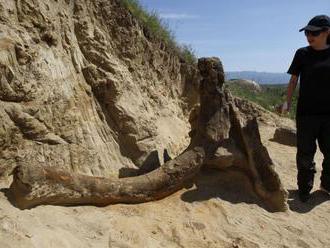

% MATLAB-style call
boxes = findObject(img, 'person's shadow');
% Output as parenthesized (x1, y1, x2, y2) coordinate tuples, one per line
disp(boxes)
(287, 189, 330, 213)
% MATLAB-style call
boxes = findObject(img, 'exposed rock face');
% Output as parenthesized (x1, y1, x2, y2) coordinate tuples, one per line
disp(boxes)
(0, 0, 199, 178)
(1, 0, 287, 212)
(8, 58, 287, 212)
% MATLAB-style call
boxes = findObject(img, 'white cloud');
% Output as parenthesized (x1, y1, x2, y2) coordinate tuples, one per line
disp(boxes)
(159, 13, 199, 20)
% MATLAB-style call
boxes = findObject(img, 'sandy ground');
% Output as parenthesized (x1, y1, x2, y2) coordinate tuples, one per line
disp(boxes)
(0, 120, 329, 248)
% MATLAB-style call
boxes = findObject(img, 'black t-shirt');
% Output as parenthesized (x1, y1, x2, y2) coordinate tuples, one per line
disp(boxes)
(287, 46, 330, 116)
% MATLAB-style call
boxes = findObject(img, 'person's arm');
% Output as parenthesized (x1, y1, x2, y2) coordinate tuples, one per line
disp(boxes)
(285, 74, 298, 111)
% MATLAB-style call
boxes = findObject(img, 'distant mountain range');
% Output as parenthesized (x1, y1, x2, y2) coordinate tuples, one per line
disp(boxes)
(225, 71, 290, 85)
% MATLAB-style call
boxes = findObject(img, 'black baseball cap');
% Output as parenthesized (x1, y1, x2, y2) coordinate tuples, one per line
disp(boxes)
(299, 15, 330, 32)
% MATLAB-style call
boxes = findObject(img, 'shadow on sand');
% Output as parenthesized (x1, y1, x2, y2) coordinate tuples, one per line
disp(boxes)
(0, 187, 20, 209)
(180, 168, 269, 211)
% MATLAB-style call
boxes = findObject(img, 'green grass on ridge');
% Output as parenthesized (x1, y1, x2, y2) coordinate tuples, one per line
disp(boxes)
(121, 0, 197, 64)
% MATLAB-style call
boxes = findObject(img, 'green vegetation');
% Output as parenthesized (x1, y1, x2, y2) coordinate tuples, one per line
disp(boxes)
(225, 82, 299, 119)
(121, 0, 197, 64)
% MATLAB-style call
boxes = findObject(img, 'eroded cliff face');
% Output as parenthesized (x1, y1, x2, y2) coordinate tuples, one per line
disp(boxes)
(0, 0, 199, 178)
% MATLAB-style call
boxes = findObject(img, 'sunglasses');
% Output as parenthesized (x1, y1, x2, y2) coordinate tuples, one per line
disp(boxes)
(304, 29, 326, 37)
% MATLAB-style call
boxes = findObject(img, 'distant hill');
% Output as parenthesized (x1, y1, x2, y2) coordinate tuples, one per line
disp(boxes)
(225, 71, 290, 84)
(224, 81, 298, 119)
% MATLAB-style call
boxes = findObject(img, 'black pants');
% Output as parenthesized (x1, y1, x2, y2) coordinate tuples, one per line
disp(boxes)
(296, 115, 330, 193)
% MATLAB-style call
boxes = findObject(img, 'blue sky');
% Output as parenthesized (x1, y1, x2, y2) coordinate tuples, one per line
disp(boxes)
(138, 0, 330, 72)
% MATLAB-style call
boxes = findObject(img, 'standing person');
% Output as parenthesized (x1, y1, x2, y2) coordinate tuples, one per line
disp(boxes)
(284, 15, 330, 202)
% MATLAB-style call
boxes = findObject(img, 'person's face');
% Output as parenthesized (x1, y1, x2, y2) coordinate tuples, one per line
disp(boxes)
(305, 28, 330, 48)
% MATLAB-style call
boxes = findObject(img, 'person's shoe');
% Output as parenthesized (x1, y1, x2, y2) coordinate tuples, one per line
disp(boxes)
(298, 191, 311, 202)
